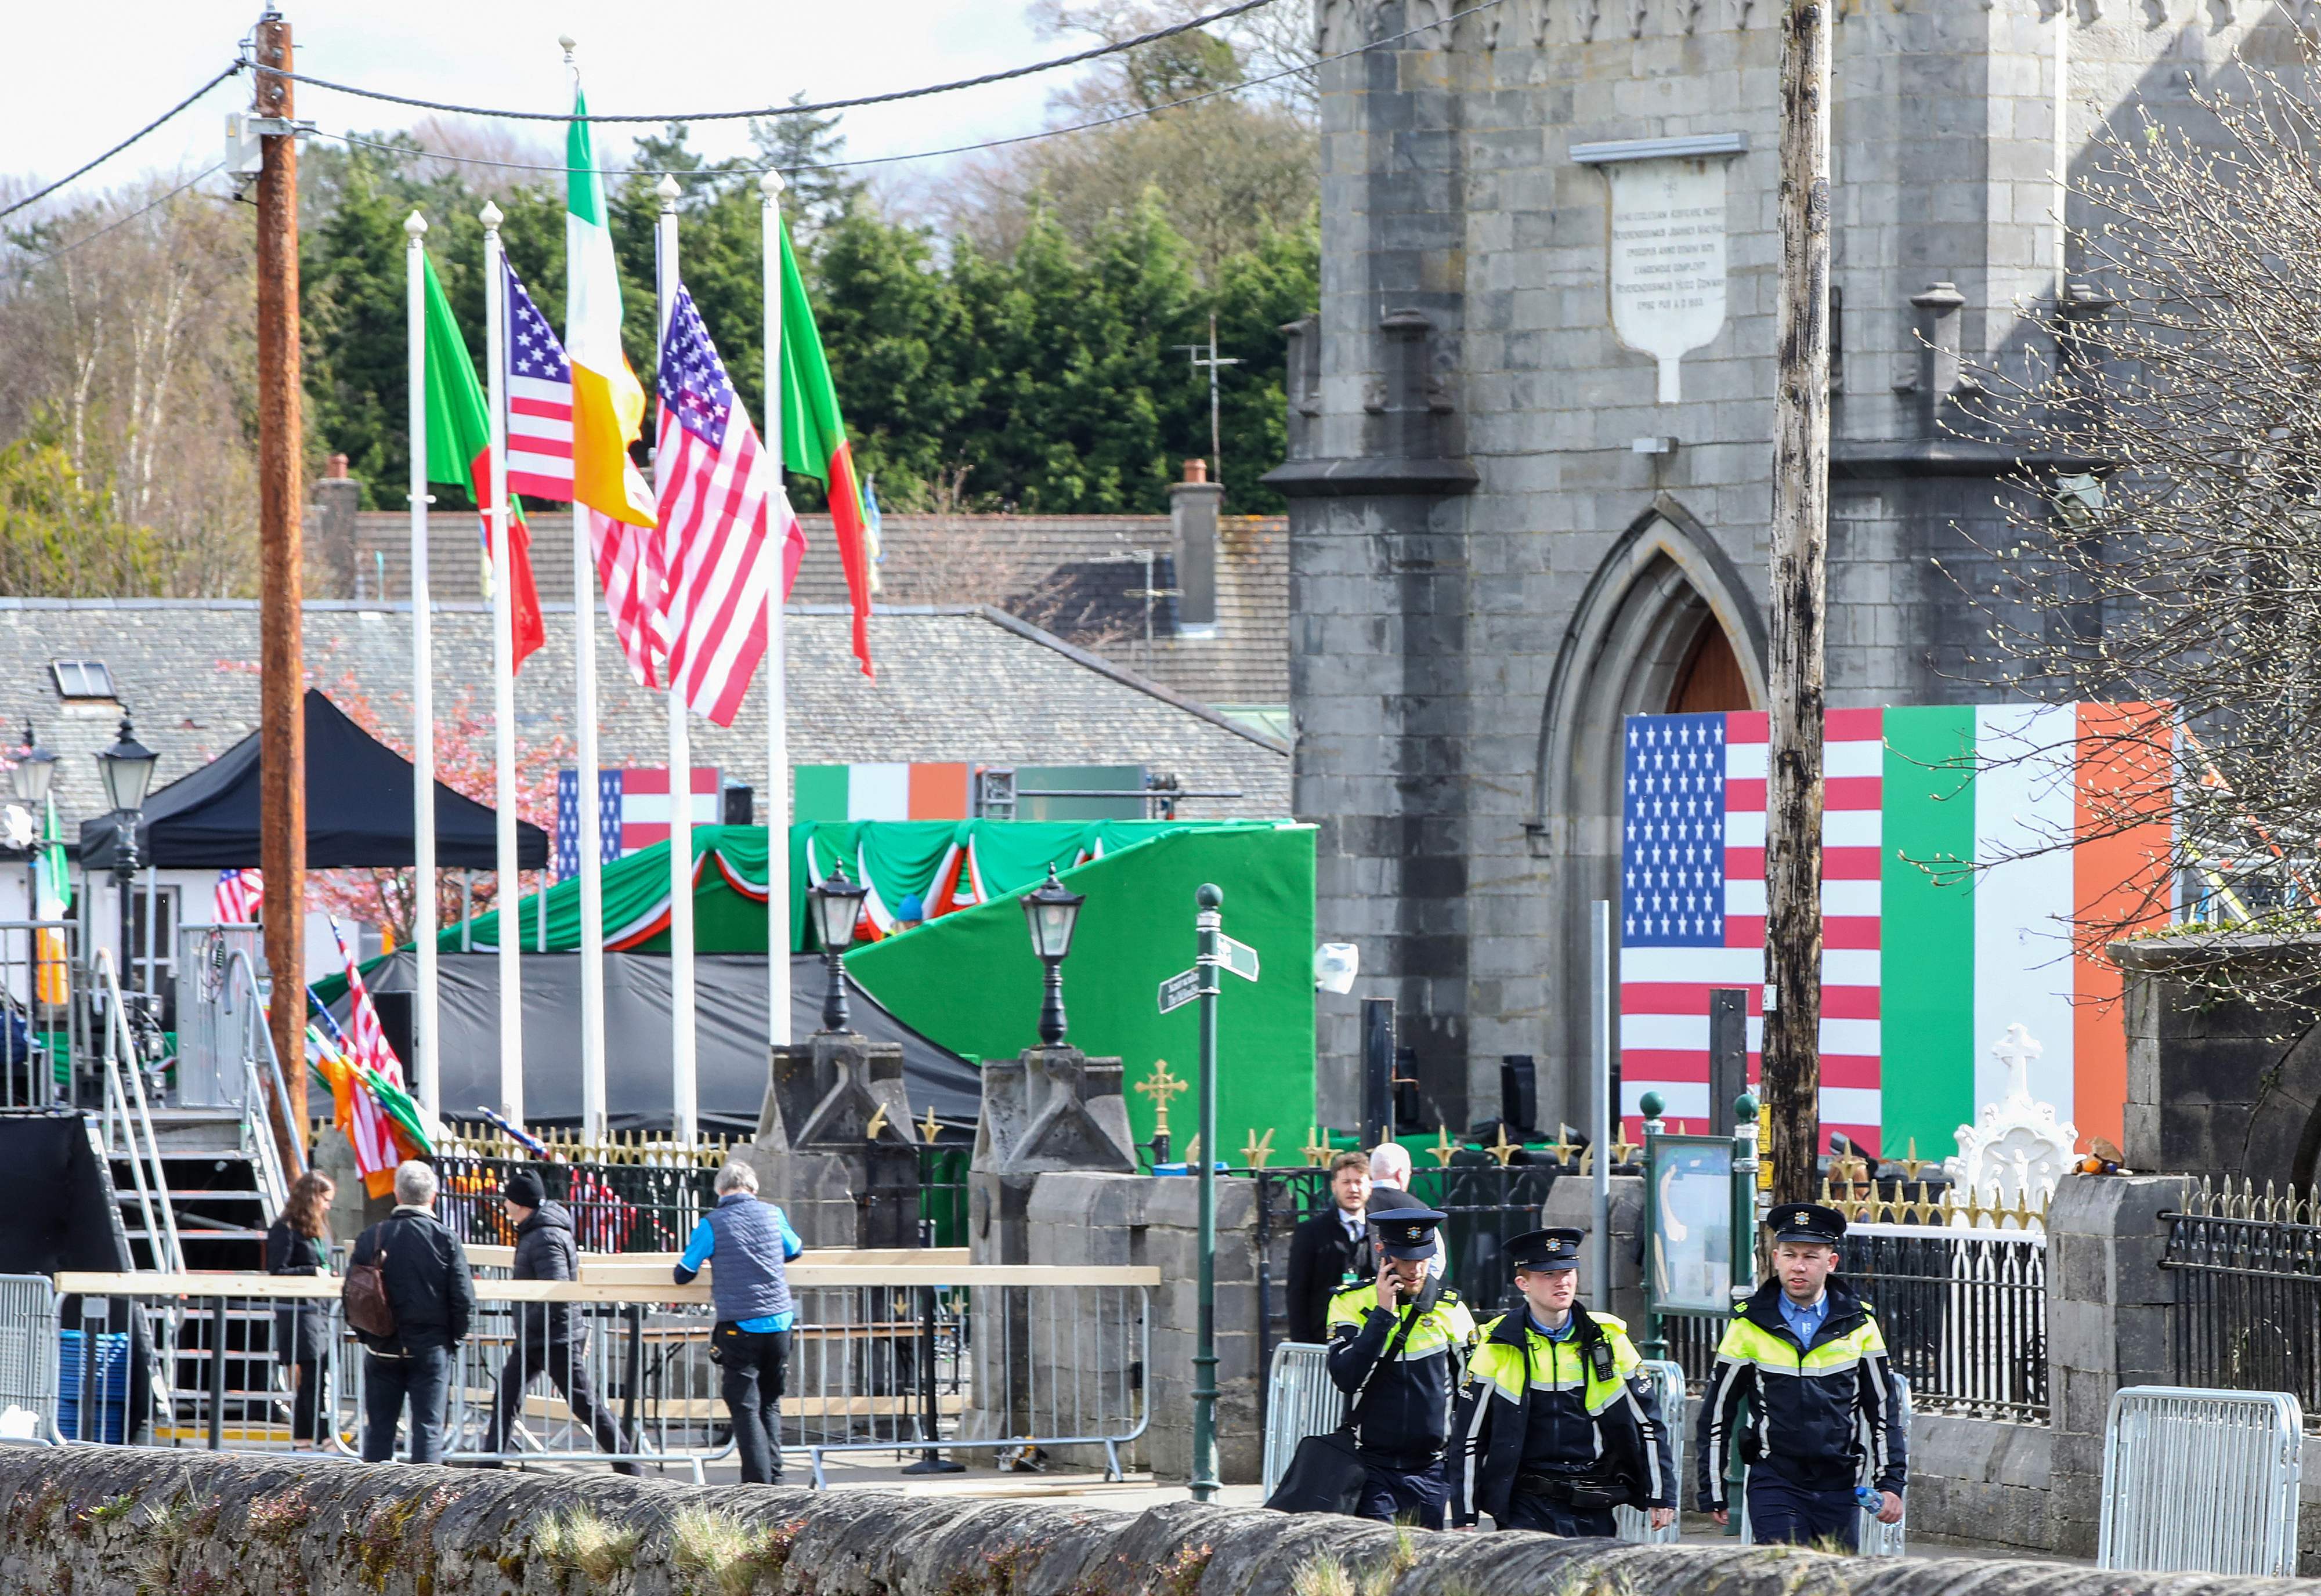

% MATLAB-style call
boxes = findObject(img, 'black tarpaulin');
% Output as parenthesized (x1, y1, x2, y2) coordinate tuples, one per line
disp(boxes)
(335, 951, 984, 1135)
(80, 689, 548, 870)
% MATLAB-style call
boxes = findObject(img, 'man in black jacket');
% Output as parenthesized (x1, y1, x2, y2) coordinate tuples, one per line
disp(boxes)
(1697, 1203, 1907, 1550)
(350, 1160, 475, 1464)
(1286, 1151, 1375, 1344)
(479, 1167, 637, 1474)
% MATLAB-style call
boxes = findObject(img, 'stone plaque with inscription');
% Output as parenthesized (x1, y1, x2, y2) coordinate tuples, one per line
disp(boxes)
(1597, 154, 1733, 404)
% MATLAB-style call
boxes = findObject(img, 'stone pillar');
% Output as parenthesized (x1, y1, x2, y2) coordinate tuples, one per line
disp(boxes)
(1023, 1170, 1264, 1484)
(747, 1030, 921, 1250)
(2045, 1172, 2192, 1559)
(961, 1046, 1138, 1464)
(1540, 1174, 1646, 1332)
(968, 1044, 1138, 1265)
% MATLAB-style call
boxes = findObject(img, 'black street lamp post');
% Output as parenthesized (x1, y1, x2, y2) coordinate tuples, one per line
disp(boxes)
(1019, 865, 1086, 1047)
(95, 716, 159, 986)
(10, 724, 56, 931)
(809, 863, 870, 1034)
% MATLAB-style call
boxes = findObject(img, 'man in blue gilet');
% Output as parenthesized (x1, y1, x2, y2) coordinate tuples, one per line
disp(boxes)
(674, 1159, 804, 1483)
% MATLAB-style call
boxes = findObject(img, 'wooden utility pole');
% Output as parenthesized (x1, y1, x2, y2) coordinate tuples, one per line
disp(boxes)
(1765, 0, 1832, 1206)
(255, 11, 307, 1157)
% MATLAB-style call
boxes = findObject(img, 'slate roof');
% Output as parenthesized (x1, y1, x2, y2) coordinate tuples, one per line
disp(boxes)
(0, 599, 1291, 842)
(334, 506, 1290, 712)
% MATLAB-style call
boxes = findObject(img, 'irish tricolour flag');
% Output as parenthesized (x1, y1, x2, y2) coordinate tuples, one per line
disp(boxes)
(1618, 704, 2171, 1159)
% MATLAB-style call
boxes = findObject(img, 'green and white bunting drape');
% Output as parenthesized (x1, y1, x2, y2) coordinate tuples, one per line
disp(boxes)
(426, 820, 1281, 958)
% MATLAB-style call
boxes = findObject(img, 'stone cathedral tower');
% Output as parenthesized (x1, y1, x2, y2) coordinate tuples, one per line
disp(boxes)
(1269, 0, 2313, 1132)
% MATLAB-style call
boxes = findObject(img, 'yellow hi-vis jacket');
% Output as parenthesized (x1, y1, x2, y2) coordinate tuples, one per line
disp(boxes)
(1449, 1306, 1673, 1525)
(1326, 1279, 1477, 1463)
(1696, 1276, 1908, 1511)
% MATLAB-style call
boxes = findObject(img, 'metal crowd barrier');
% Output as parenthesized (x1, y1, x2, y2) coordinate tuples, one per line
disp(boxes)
(2099, 1385, 2305, 1576)
(0, 1274, 60, 1443)
(1259, 1344, 1689, 1543)
(1260, 1342, 1341, 1496)
(1611, 1359, 1686, 1544)
(54, 1260, 1155, 1486)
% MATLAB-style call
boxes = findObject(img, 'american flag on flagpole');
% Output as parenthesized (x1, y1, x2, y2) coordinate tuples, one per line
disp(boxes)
(502, 256, 664, 687)
(1617, 709, 1884, 1154)
(212, 868, 262, 924)
(504, 266, 576, 501)
(330, 918, 408, 1091)
(653, 284, 806, 728)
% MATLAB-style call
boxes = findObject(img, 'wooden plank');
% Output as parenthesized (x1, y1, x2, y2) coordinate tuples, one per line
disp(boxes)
(55, 1264, 1157, 1301)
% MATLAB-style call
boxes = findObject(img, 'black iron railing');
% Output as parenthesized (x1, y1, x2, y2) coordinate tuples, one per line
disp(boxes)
(436, 1150, 720, 1254)
(2163, 1179, 2321, 1430)
(1246, 1155, 1596, 1420)
(433, 1139, 973, 1255)
(1655, 1225, 2048, 1421)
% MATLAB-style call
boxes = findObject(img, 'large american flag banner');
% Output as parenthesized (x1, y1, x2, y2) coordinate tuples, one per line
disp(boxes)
(1619, 709, 1883, 1153)
(504, 265, 575, 501)
(653, 284, 807, 728)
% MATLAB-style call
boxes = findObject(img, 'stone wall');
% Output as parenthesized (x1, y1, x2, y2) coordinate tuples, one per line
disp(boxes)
(2116, 937, 2321, 1190)
(16, 1445, 2321, 1596)
(1027, 1171, 1265, 1485)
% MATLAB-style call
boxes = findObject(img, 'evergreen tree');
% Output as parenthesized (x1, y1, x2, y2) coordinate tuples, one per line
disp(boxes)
(750, 95, 865, 247)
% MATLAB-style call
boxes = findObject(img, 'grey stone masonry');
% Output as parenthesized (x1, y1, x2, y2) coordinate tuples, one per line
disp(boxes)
(1028, 1171, 1266, 1485)
(1277, 0, 2307, 1135)
(2115, 936, 2321, 1191)
(19, 1445, 2321, 1596)
(1538, 1172, 1644, 1331)
(747, 1030, 921, 1250)
(2045, 1172, 2192, 1559)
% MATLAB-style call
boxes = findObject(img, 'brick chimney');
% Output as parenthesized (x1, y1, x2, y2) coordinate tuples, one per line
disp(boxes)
(1167, 457, 1221, 635)
(308, 452, 363, 598)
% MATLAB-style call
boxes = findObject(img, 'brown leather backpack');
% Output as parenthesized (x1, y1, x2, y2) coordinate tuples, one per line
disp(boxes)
(342, 1242, 396, 1340)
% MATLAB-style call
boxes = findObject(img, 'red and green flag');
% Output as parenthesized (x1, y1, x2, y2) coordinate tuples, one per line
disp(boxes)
(421, 251, 545, 670)
(775, 225, 873, 678)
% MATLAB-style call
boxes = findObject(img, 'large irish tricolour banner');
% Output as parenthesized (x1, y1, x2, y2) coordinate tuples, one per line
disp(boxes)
(1618, 704, 2170, 1160)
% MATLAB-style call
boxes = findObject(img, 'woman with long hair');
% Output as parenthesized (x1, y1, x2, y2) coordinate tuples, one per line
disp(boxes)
(265, 1170, 336, 1450)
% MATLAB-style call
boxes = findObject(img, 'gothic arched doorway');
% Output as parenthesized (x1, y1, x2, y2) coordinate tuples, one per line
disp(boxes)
(1531, 497, 1767, 1128)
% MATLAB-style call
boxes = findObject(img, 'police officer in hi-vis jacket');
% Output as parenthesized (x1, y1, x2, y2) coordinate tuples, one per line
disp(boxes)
(1697, 1203, 1908, 1550)
(1448, 1227, 1676, 1536)
(1326, 1207, 1477, 1528)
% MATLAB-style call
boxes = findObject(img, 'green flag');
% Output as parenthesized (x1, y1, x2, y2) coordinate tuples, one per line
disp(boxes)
(419, 251, 544, 666)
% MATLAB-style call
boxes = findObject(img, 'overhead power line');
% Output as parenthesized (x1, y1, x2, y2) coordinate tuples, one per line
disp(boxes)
(244, 0, 1284, 125)
(1, 64, 244, 219)
(11, 165, 228, 269)
(309, 0, 1502, 183)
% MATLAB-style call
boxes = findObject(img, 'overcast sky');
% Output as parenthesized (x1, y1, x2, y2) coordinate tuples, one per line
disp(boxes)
(4, 0, 1063, 208)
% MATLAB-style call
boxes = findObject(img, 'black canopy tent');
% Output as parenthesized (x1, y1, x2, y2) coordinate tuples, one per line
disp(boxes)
(81, 689, 548, 870)
(330, 951, 985, 1135)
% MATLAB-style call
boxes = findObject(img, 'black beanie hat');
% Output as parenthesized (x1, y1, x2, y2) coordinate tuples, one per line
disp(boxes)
(502, 1167, 547, 1208)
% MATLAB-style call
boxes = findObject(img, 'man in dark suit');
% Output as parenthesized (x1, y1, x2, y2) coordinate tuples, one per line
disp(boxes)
(1286, 1150, 1375, 1343)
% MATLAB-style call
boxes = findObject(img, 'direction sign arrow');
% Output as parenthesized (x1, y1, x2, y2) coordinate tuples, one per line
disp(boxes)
(1217, 935, 1260, 983)
(1158, 968, 1199, 1014)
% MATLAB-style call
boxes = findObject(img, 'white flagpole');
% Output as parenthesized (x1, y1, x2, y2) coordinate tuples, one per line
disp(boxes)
(656, 173, 698, 1145)
(405, 209, 440, 1115)
(565, 38, 609, 1142)
(760, 170, 792, 1052)
(483, 200, 525, 1130)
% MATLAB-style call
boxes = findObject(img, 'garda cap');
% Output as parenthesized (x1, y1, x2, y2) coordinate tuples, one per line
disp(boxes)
(1767, 1201, 1847, 1246)
(1506, 1227, 1584, 1273)
(1372, 1207, 1448, 1260)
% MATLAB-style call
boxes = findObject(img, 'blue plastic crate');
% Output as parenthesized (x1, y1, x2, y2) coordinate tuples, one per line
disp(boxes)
(56, 1330, 129, 1444)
